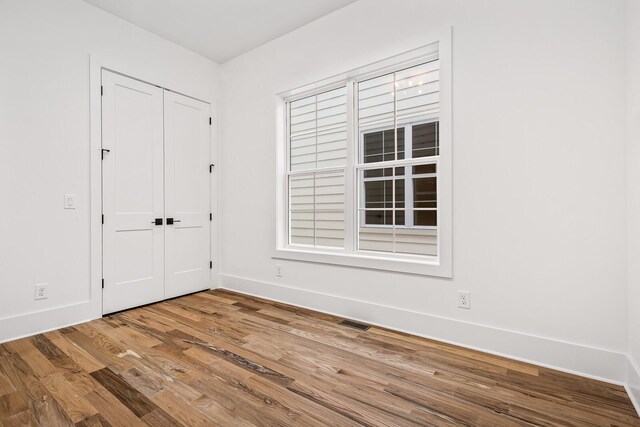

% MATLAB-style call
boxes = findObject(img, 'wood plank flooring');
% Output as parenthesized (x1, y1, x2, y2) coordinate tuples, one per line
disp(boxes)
(0, 289, 638, 426)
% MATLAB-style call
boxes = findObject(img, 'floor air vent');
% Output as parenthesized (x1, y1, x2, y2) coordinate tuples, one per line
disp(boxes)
(339, 319, 371, 331)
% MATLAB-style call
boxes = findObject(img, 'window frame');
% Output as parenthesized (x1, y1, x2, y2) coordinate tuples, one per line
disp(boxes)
(274, 29, 452, 278)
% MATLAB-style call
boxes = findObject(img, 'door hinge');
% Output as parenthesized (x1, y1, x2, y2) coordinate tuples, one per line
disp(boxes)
(209, 164, 214, 173)
(210, 261, 213, 269)
(209, 213, 212, 221)
(101, 278, 104, 289)
(101, 214, 104, 224)
(101, 86, 103, 96)
(209, 117, 212, 125)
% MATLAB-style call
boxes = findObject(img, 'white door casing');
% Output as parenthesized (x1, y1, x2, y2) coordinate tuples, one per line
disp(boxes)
(164, 90, 211, 299)
(102, 70, 165, 314)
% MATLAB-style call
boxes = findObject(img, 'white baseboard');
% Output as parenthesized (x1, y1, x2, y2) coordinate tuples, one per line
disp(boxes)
(627, 355, 640, 416)
(220, 273, 627, 385)
(0, 301, 98, 344)
(0, 275, 635, 416)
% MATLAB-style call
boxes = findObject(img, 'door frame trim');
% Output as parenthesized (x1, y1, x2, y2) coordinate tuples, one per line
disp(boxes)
(89, 53, 217, 318)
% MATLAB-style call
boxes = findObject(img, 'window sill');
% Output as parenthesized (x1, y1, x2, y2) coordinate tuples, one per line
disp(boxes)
(273, 247, 452, 278)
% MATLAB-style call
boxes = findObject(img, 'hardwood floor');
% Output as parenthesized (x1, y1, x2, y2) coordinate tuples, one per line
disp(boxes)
(0, 290, 638, 426)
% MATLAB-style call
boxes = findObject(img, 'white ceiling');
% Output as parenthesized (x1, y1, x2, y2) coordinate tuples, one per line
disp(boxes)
(82, 0, 358, 63)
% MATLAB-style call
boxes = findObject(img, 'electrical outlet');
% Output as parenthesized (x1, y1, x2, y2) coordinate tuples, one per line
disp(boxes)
(457, 290, 470, 309)
(276, 264, 283, 277)
(35, 284, 48, 300)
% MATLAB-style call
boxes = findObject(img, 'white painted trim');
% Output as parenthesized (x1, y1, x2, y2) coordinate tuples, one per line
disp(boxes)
(0, 273, 635, 417)
(0, 301, 95, 344)
(627, 355, 640, 416)
(273, 247, 445, 276)
(89, 54, 104, 320)
(276, 42, 440, 100)
(220, 273, 628, 385)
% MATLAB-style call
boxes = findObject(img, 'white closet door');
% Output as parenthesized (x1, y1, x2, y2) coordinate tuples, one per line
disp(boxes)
(102, 70, 165, 314)
(164, 90, 211, 299)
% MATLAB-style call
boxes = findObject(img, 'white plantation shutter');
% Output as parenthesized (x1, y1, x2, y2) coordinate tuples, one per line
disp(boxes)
(288, 87, 347, 248)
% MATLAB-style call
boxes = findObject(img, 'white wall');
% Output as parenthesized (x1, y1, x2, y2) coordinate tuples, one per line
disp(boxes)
(220, 0, 629, 381)
(626, 0, 640, 409)
(0, 0, 634, 392)
(0, 0, 219, 341)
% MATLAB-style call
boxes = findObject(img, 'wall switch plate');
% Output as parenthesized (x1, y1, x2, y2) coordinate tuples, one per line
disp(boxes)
(64, 194, 76, 209)
(35, 284, 48, 300)
(457, 290, 470, 309)
(276, 264, 283, 277)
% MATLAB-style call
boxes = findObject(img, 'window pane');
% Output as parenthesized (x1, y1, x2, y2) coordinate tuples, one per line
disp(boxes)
(414, 210, 437, 226)
(360, 167, 404, 227)
(394, 228, 438, 256)
(290, 210, 314, 246)
(315, 171, 345, 211)
(364, 167, 390, 179)
(290, 87, 347, 171)
(395, 171, 405, 208)
(396, 61, 439, 127)
(363, 131, 382, 162)
(363, 172, 404, 209)
(363, 128, 405, 163)
(413, 163, 436, 175)
(315, 210, 344, 248)
(363, 210, 404, 226)
(358, 73, 394, 131)
(413, 122, 439, 158)
(317, 130, 347, 169)
(364, 210, 385, 225)
(289, 175, 314, 211)
(364, 181, 388, 209)
(358, 72, 405, 163)
(289, 172, 345, 248)
(414, 176, 437, 209)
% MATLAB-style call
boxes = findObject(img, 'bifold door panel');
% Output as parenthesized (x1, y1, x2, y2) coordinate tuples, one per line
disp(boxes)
(101, 70, 211, 314)
(164, 91, 211, 299)
(101, 71, 165, 314)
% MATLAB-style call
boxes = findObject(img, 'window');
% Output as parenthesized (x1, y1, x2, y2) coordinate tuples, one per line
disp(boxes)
(288, 87, 347, 248)
(277, 36, 452, 277)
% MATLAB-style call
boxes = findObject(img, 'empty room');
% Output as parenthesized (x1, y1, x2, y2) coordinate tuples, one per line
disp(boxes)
(1, 0, 640, 425)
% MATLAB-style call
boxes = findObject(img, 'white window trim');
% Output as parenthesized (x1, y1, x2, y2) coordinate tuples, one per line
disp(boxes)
(274, 27, 452, 278)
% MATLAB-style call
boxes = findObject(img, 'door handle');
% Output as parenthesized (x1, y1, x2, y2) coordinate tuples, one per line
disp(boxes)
(166, 218, 181, 225)
(152, 218, 163, 225)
